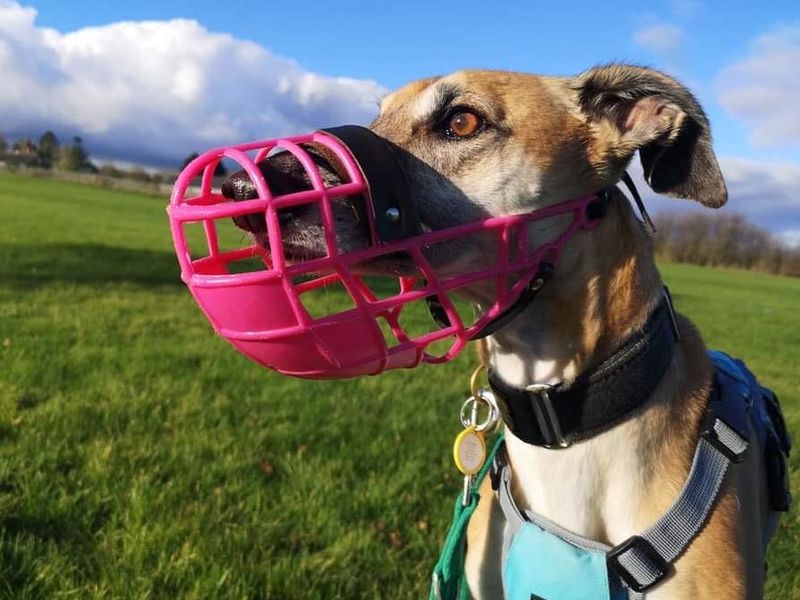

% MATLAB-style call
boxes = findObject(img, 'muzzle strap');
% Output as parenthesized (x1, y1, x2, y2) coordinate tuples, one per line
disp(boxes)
(425, 190, 613, 339)
(321, 125, 420, 243)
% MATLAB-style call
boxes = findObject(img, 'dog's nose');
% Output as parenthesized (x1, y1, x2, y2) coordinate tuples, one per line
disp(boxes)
(221, 171, 258, 202)
(221, 168, 270, 234)
(222, 147, 346, 235)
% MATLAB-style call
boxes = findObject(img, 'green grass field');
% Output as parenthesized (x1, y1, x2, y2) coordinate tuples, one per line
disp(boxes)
(1, 171, 798, 599)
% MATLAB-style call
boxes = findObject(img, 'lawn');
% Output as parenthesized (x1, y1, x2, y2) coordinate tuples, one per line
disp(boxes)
(1, 172, 798, 599)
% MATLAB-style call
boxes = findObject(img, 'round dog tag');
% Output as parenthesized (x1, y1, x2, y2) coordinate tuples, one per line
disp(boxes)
(453, 426, 486, 476)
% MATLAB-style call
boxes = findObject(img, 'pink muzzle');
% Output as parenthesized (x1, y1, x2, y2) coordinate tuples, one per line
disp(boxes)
(167, 127, 605, 379)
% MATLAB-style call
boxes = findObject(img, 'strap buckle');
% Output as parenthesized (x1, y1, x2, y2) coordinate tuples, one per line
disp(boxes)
(701, 375, 749, 463)
(525, 384, 569, 448)
(607, 535, 670, 593)
(702, 417, 749, 463)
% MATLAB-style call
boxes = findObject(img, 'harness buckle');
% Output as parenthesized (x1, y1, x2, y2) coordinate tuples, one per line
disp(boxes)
(701, 374, 749, 463)
(607, 535, 670, 593)
(525, 384, 569, 448)
(702, 417, 749, 463)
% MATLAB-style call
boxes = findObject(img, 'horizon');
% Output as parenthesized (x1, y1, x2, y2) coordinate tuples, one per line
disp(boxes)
(0, 0, 797, 244)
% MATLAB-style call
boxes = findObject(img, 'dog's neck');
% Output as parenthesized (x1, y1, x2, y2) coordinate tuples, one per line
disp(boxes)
(485, 191, 672, 542)
(488, 191, 663, 386)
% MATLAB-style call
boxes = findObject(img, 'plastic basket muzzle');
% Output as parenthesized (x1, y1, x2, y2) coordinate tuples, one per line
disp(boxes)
(167, 127, 602, 379)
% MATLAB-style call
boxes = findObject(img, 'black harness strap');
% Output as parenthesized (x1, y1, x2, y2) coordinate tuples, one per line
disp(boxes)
(489, 292, 680, 448)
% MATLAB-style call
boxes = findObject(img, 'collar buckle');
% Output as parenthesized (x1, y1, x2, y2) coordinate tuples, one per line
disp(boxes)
(525, 384, 570, 449)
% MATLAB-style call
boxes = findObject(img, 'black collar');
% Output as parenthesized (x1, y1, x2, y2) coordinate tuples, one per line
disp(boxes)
(488, 289, 681, 448)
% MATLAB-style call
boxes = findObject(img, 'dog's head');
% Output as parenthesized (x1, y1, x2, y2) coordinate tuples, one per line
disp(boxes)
(223, 64, 726, 277)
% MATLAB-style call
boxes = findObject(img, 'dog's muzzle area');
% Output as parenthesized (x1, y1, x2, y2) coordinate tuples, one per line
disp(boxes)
(221, 147, 369, 259)
(168, 126, 607, 377)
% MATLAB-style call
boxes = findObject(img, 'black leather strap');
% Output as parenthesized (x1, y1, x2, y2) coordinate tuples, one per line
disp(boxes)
(321, 125, 419, 243)
(489, 294, 679, 447)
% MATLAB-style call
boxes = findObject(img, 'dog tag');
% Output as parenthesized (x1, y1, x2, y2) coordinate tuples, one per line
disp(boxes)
(453, 426, 486, 476)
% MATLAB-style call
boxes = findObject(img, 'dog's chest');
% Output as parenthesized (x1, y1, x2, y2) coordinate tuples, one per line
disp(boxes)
(505, 422, 648, 543)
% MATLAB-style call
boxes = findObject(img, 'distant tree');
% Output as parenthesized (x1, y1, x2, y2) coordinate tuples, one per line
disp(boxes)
(0, 133, 7, 155)
(38, 130, 60, 167)
(127, 168, 152, 182)
(181, 152, 200, 171)
(151, 171, 178, 184)
(98, 164, 125, 179)
(12, 137, 37, 155)
(179, 152, 226, 176)
(58, 136, 90, 171)
(654, 212, 800, 278)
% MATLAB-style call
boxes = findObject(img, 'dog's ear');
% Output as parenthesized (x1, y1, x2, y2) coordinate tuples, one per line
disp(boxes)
(575, 64, 727, 207)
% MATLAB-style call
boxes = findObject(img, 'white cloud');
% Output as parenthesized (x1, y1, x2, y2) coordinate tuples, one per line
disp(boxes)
(715, 23, 800, 149)
(633, 23, 684, 55)
(0, 2, 384, 166)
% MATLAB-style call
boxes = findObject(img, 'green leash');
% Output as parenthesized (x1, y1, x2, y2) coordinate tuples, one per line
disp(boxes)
(429, 433, 505, 600)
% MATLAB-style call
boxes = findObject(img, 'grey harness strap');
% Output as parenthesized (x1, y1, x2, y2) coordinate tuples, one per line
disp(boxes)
(495, 410, 748, 596)
(607, 435, 744, 592)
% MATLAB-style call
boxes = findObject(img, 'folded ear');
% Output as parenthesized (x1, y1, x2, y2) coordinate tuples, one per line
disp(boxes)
(574, 64, 727, 207)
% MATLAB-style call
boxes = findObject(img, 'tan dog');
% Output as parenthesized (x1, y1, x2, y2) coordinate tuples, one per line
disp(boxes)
(369, 65, 774, 599)
(223, 64, 782, 598)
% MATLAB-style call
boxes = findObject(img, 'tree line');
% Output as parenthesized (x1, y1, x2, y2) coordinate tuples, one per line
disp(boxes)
(654, 212, 800, 278)
(3, 131, 796, 278)
(0, 131, 226, 182)
(0, 131, 92, 172)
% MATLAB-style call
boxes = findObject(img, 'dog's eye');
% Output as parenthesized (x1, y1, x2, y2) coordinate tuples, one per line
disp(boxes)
(444, 110, 483, 138)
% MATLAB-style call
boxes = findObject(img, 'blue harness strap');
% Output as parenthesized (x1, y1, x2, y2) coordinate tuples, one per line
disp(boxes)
(430, 351, 791, 599)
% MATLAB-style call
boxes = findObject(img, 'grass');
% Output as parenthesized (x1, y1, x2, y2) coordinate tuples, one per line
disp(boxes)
(1, 171, 798, 599)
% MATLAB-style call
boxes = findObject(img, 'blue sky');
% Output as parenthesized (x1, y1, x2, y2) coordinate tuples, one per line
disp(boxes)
(22, 0, 799, 160)
(1, 0, 799, 240)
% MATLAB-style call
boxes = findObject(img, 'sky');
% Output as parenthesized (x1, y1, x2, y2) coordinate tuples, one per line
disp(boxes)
(0, 0, 798, 242)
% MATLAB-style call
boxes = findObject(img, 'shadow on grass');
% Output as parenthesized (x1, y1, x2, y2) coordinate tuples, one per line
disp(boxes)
(0, 243, 182, 288)
(0, 504, 108, 594)
(0, 242, 416, 298)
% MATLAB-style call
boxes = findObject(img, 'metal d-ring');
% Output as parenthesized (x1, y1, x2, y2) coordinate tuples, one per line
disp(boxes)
(460, 389, 500, 433)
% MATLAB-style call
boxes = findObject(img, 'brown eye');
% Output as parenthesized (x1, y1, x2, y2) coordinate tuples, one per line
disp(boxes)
(446, 110, 483, 138)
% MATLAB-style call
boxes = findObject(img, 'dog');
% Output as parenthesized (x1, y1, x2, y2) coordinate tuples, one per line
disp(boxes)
(222, 64, 786, 598)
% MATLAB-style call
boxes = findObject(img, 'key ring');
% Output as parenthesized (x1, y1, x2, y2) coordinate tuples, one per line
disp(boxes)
(469, 363, 486, 401)
(462, 364, 499, 433)
(459, 390, 499, 433)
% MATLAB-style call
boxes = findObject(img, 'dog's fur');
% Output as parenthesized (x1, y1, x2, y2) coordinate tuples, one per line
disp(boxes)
(226, 65, 776, 598)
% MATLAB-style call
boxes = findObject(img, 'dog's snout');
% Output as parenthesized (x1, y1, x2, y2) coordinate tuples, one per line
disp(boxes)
(221, 154, 309, 204)
(221, 171, 258, 202)
(222, 146, 349, 236)
(220, 170, 265, 235)
(222, 151, 313, 235)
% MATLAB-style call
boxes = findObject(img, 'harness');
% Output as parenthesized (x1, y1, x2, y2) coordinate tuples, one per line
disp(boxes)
(430, 330, 791, 600)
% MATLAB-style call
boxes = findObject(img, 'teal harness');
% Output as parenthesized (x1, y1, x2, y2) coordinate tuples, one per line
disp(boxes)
(430, 351, 791, 599)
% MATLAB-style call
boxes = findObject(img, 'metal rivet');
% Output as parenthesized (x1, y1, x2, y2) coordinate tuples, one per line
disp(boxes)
(384, 207, 401, 223)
